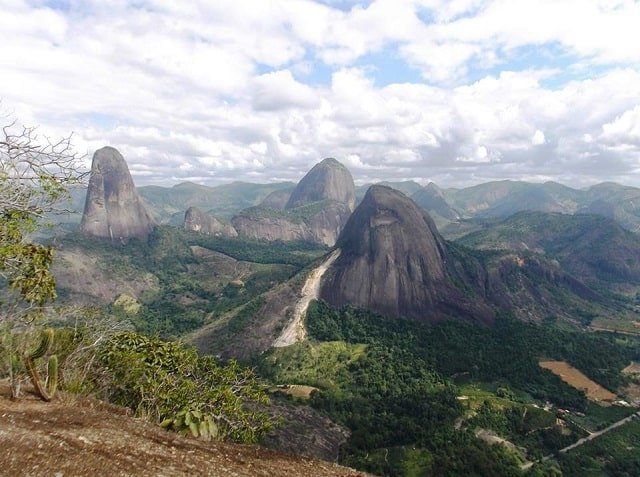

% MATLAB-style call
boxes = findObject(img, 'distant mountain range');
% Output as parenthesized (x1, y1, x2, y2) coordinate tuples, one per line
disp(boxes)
(59, 171, 640, 237)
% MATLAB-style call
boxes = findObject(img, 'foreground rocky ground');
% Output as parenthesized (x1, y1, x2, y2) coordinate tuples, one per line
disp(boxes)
(0, 382, 367, 477)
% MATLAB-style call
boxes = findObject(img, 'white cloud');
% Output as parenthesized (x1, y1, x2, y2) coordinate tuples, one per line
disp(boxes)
(251, 70, 319, 111)
(601, 105, 640, 144)
(1, 0, 639, 188)
(532, 130, 546, 146)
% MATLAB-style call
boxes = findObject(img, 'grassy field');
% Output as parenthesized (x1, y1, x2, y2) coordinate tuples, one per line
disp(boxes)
(568, 402, 637, 433)
(457, 384, 526, 411)
(259, 341, 368, 393)
(590, 316, 640, 335)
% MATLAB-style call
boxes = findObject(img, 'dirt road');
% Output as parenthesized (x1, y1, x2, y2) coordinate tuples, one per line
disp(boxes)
(558, 410, 640, 454)
(522, 410, 640, 470)
(272, 249, 341, 347)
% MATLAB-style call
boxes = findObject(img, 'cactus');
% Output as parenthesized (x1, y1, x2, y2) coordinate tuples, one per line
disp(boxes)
(161, 409, 220, 440)
(23, 328, 58, 402)
(31, 328, 53, 359)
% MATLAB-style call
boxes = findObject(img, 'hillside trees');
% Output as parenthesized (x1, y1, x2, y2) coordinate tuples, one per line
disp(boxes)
(0, 117, 85, 398)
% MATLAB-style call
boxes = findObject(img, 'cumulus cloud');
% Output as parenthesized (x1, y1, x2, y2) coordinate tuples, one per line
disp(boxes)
(1, 0, 639, 188)
(251, 70, 319, 111)
(601, 105, 640, 146)
(532, 130, 546, 146)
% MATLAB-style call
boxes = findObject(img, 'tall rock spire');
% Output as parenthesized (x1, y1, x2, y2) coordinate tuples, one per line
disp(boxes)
(80, 147, 155, 241)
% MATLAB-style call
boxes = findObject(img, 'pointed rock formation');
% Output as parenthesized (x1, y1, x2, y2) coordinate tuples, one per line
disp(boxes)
(320, 185, 493, 323)
(233, 158, 356, 246)
(79, 147, 154, 241)
(285, 158, 356, 211)
(183, 207, 237, 237)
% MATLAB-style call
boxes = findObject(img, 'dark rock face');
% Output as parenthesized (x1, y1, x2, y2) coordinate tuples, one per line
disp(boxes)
(260, 402, 349, 462)
(303, 201, 353, 246)
(320, 185, 493, 323)
(80, 147, 154, 241)
(232, 212, 310, 242)
(285, 158, 356, 211)
(183, 207, 237, 237)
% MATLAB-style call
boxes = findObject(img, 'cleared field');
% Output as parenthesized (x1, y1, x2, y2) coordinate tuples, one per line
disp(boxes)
(539, 360, 617, 404)
(622, 362, 640, 375)
(270, 385, 319, 399)
(590, 317, 640, 335)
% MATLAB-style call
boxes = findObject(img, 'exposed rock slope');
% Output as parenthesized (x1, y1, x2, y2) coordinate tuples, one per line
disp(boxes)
(193, 189, 623, 360)
(233, 158, 356, 246)
(259, 189, 292, 210)
(232, 209, 310, 242)
(319, 185, 493, 323)
(183, 206, 237, 237)
(285, 158, 355, 211)
(272, 249, 341, 348)
(79, 147, 154, 241)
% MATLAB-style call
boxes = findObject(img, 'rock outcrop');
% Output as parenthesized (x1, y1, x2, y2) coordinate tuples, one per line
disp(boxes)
(79, 147, 154, 241)
(320, 185, 493, 323)
(183, 206, 237, 237)
(232, 209, 310, 242)
(302, 201, 353, 246)
(232, 158, 356, 246)
(285, 158, 356, 211)
(259, 189, 292, 210)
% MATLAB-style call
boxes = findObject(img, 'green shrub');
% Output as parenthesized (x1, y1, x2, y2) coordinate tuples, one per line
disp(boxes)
(97, 331, 273, 443)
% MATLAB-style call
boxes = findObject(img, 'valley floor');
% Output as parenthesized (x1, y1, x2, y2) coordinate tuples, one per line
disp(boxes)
(0, 382, 367, 477)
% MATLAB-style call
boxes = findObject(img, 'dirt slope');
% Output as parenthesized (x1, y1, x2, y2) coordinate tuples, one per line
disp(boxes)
(0, 385, 367, 477)
(272, 249, 341, 347)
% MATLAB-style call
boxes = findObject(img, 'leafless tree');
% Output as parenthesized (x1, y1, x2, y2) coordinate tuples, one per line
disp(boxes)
(0, 113, 87, 398)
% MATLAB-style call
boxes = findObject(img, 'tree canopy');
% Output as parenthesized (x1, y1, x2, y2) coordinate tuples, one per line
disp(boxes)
(0, 119, 84, 307)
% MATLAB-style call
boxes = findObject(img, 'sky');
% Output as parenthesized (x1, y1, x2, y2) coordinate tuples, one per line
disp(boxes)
(1, 0, 640, 188)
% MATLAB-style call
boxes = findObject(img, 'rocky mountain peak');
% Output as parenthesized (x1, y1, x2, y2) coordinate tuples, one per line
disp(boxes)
(285, 158, 356, 211)
(79, 147, 155, 241)
(320, 185, 492, 323)
(333, 185, 447, 282)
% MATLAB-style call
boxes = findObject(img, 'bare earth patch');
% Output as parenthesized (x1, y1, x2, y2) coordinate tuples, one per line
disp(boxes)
(269, 385, 319, 400)
(272, 249, 341, 348)
(624, 383, 640, 402)
(622, 362, 640, 376)
(0, 383, 367, 477)
(539, 360, 617, 404)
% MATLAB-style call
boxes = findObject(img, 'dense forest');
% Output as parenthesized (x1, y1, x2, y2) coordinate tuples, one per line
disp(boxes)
(259, 301, 640, 475)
